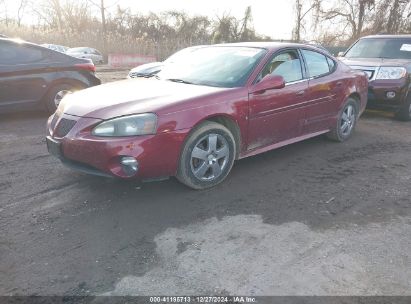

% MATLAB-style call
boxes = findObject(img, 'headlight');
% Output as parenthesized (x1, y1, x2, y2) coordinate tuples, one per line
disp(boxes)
(375, 67, 406, 80)
(92, 113, 157, 137)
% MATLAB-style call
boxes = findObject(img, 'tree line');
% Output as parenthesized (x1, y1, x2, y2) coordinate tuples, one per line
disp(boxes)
(0, 0, 410, 59)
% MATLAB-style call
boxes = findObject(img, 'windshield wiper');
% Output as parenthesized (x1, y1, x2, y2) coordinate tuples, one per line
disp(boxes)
(166, 78, 193, 85)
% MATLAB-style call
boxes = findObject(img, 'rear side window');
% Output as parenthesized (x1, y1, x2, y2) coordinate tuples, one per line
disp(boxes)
(301, 49, 332, 78)
(0, 42, 44, 65)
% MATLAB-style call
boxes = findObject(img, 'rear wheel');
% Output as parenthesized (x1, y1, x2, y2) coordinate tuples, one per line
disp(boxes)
(327, 98, 358, 142)
(45, 84, 79, 113)
(177, 121, 236, 190)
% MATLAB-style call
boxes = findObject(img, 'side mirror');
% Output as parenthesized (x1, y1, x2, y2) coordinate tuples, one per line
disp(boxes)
(337, 51, 345, 57)
(250, 74, 285, 94)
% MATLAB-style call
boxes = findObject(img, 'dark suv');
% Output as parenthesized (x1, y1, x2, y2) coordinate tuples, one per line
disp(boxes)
(339, 35, 411, 120)
(0, 38, 101, 113)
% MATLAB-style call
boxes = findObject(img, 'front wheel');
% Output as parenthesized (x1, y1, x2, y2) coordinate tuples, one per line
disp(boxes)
(395, 94, 411, 121)
(177, 121, 236, 190)
(327, 98, 358, 142)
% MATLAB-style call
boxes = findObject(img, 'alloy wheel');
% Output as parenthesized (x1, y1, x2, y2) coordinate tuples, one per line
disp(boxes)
(190, 133, 229, 181)
(54, 90, 71, 107)
(340, 104, 356, 136)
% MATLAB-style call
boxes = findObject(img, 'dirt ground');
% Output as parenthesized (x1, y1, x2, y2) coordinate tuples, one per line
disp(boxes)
(0, 69, 410, 296)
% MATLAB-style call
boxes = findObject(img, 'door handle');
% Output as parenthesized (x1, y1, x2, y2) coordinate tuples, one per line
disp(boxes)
(336, 81, 343, 87)
(296, 90, 305, 96)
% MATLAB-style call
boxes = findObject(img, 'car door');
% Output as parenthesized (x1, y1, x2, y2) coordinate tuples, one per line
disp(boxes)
(248, 49, 309, 150)
(0, 41, 50, 109)
(300, 48, 342, 133)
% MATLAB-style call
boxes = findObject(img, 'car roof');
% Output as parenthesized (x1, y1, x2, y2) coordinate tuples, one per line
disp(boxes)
(0, 37, 53, 51)
(203, 41, 330, 54)
(361, 34, 411, 39)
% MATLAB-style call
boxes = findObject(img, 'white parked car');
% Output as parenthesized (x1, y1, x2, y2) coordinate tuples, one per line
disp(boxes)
(128, 46, 204, 78)
(41, 44, 69, 53)
(66, 47, 104, 64)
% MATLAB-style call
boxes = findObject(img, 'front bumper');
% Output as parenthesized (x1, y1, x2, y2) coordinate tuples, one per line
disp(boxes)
(47, 113, 189, 179)
(366, 78, 409, 110)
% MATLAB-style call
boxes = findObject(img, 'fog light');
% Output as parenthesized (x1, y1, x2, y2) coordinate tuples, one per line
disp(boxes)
(120, 156, 138, 176)
(386, 91, 396, 99)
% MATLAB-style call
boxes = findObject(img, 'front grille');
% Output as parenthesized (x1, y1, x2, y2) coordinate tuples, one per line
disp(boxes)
(55, 118, 77, 137)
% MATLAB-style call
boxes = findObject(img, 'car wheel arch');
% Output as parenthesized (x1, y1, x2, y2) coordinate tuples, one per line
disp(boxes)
(43, 79, 87, 97)
(178, 114, 242, 161)
(42, 79, 88, 111)
(200, 115, 242, 159)
(348, 92, 361, 112)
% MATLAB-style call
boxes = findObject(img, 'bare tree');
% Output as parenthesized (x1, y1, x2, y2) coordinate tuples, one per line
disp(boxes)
(17, 0, 30, 27)
(293, 0, 322, 42)
(0, 0, 10, 26)
(322, 0, 375, 40)
(212, 7, 257, 43)
(87, 0, 108, 56)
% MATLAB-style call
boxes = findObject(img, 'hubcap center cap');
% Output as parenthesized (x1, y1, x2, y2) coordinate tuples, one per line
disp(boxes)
(208, 154, 217, 165)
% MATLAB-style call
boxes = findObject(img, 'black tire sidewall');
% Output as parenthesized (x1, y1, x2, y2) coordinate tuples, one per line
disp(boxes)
(396, 93, 411, 121)
(336, 98, 359, 141)
(45, 84, 74, 113)
(178, 122, 236, 190)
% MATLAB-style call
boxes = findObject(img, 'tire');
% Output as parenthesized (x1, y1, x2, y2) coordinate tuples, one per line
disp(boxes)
(395, 94, 411, 121)
(45, 84, 77, 113)
(176, 121, 236, 190)
(326, 97, 359, 142)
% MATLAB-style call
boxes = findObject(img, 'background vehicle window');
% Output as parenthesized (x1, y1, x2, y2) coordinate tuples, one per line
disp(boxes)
(0, 43, 44, 65)
(260, 50, 303, 83)
(344, 38, 411, 59)
(302, 49, 330, 78)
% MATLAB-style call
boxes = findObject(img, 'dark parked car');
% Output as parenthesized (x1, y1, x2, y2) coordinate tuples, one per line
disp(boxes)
(47, 43, 368, 189)
(0, 38, 101, 113)
(339, 35, 411, 120)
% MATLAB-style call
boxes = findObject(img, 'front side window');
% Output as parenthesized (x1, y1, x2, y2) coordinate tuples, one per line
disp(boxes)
(0, 42, 44, 65)
(301, 49, 331, 78)
(259, 50, 303, 83)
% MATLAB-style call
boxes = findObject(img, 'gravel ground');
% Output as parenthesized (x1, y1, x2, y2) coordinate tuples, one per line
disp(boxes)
(0, 70, 410, 296)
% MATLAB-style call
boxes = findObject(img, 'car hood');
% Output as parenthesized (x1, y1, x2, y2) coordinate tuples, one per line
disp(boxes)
(340, 57, 411, 67)
(61, 79, 228, 119)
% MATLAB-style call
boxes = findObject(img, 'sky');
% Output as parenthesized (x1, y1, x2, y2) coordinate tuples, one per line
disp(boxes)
(3, 0, 296, 39)
(117, 0, 295, 39)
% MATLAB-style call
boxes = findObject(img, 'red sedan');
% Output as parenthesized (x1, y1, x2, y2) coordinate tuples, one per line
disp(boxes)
(47, 43, 368, 189)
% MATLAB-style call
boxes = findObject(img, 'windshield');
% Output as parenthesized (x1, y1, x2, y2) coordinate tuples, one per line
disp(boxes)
(345, 38, 411, 59)
(157, 46, 266, 88)
(164, 47, 199, 63)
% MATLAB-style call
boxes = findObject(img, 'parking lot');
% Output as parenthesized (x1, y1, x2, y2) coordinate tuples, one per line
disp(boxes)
(1, 69, 411, 296)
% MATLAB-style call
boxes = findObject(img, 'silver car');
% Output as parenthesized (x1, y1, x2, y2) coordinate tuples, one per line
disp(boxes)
(66, 47, 104, 64)
(41, 44, 69, 53)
